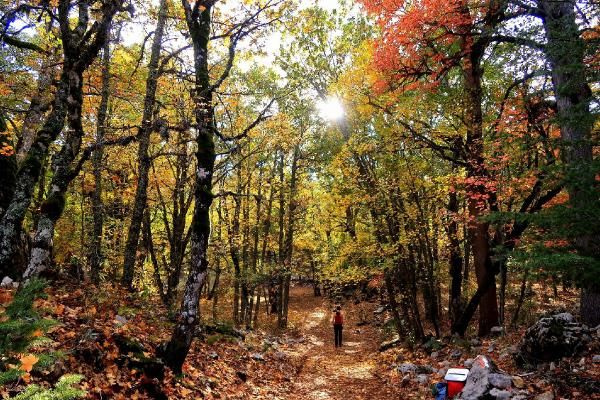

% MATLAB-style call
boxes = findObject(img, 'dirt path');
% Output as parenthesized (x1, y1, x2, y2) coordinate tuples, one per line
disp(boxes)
(282, 286, 403, 400)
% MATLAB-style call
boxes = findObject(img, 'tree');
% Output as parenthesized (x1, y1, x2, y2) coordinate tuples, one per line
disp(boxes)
(89, 38, 112, 284)
(0, 0, 128, 279)
(160, 0, 285, 373)
(535, 0, 599, 326)
(121, 0, 169, 289)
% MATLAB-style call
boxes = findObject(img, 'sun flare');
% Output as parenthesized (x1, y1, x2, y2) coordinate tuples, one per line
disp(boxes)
(317, 97, 345, 121)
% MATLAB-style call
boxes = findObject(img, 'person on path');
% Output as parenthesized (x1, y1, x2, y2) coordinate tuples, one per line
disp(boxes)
(332, 305, 344, 347)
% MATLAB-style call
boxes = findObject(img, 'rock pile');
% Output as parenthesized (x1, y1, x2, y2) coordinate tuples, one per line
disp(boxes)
(516, 312, 591, 367)
(458, 355, 527, 400)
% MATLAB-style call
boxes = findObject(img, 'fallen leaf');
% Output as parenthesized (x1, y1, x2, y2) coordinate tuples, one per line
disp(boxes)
(19, 354, 39, 372)
(54, 304, 65, 315)
(0, 290, 13, 305)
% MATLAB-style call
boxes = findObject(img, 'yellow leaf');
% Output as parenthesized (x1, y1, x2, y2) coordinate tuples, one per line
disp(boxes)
(19, 354, 39, 372)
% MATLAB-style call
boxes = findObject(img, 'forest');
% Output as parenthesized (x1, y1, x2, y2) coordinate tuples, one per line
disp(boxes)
(0, 0, 599, 399)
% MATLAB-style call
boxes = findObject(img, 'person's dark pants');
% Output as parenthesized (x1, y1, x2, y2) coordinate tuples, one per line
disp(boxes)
(334, 324, 343, 347)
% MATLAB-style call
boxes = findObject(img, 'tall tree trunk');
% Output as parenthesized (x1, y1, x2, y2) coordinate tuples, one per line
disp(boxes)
(229, 190, 242, 325)
(447, 189, 464, 326)
(161, 2, 215, 373)
(89, 39, 111, 284)
(279, 145, 299, 329)
(463, 52, 498, 337)
(276, 151, 285, 325)
(260, 157, 277, 268)
(384, 268, 406, 337)
(511, 270, 529, 328)
(240, 166, 251, 325)
(538, 0, 600, 327)
(247, 166, 263, 327)
(121, 0, 169, 289)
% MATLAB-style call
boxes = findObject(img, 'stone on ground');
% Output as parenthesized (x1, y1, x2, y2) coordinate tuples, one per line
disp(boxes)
(458, 355, 515, 400)
(516, 312, 591, 366)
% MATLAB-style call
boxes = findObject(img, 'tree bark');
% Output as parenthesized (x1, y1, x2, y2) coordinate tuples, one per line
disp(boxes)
(447, 189, 464, 326)
(16, 50, 59, 163)
(537, 0, 600, 327)
(24, 59, 89, 278)
(161, 1, 215, 373)
(121, 0, 169, 289)
(276, 151, 285, 325)
(279, 144, 299, 328)
(89, 39, 111, 284)
(462, 36, 499, 336)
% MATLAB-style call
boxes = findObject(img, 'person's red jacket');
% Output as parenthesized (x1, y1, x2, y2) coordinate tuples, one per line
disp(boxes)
(333, 312, 343, 325)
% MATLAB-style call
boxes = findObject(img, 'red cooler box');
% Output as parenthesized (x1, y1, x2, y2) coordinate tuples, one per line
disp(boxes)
(444, 368, 469, 398)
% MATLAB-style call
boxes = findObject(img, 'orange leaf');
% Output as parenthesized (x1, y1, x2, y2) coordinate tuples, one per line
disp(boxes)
(19, 354, 39, 372)
(32, 329, 43, 338)
(54, 304, 65, 315)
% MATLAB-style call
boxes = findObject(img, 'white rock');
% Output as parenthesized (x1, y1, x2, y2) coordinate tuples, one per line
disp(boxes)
(1, 276, 13, 288)
(490, 326, 504, 336)
(416, 374, 429, 385)
(489, 388, 511, 400)
(398, 363, 417, 374)
(488, 373, 512, 389)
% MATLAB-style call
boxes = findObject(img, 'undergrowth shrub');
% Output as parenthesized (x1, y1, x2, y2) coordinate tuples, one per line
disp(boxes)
(0, 279, 85, 399)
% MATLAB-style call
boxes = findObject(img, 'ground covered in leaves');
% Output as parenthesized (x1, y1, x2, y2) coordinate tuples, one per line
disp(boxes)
(1, 280, 599, 399)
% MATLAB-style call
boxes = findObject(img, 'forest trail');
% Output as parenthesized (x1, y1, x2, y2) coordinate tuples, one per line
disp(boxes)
(282, 286, 402, 400)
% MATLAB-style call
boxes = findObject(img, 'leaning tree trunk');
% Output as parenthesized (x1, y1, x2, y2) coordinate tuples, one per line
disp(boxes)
(0, 70, 69, 279)
(23, 63, 88, 279)
(160, 1, 215, 374)
(90, 39, 112, 284)
(121, 0, 169, 289)
(0, 0, 123, 279)
(16, 49, 59, 163)
(538, 0, 600, 327)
